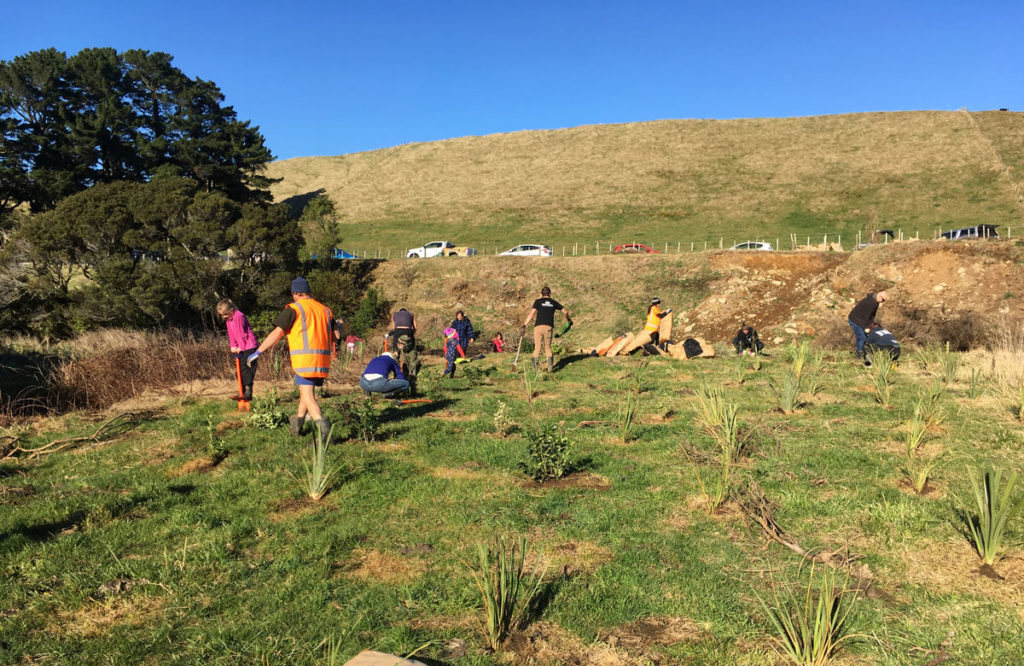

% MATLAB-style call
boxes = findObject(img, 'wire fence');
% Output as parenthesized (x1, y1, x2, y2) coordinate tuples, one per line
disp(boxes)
(342, 225, 1015, 260)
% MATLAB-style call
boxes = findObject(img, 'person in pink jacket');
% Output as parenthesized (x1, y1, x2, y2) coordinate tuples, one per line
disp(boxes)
(217, 299, 259, 400)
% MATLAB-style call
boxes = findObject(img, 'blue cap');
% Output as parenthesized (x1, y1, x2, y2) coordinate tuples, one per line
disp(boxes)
(291, 276, 311, 294)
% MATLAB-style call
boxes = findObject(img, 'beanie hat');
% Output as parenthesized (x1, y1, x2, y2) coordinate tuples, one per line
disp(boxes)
(291, 276, 311, 294)
(443, 327, 458, 340)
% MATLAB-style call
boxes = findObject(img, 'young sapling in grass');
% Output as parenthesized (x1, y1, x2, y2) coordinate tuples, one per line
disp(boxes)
(616, 360, 647, 443)
(492, 401, 518, 437)
(965, 367, 983, 399)
(519, 424, 575, 481)
(247, 387, 288, 430)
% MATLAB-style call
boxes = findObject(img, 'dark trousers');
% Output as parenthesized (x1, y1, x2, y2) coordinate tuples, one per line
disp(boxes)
(235, 347, 257, 399)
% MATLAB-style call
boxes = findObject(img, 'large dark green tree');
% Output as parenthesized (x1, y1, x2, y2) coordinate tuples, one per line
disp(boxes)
(4, 170, 300, 337)
(0, 47, 275, 213)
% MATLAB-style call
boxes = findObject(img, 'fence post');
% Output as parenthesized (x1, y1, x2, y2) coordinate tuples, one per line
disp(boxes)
(719, 238, 723, 249)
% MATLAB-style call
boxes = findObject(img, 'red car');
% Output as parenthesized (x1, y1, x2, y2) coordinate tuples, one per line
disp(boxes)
(613, 243, 659, 254)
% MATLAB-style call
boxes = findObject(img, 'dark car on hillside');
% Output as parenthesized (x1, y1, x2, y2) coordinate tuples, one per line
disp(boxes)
(939, 225, 999, 241)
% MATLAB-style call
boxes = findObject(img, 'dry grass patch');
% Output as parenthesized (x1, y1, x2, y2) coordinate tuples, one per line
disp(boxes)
(57, 595, 167, 638)
(539, 540, 614, 577)
(899, 539, 1024, 607)
(505, 620, 635, 666)
(340, 547, 427, 584)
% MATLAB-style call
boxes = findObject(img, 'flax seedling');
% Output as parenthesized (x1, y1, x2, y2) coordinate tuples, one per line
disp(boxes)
(755, 563, 860, 666)
(770, 370, 805, 415)
(965, 368, 983, 399)
(293, 424, 339, 501)
(904, 403, 930, 455)
(617, 361, 647, 443)
(964, 467, 1024, 566)
(694, 383, 742, 461)
(918, 381, 945, 427)
(938, 342, 960, 384)
(805, 349, 827, 396)
(684, 446, 731, 514)
(903, 448, 946, 495)
(868, 350, 896, 408)
(461, 536, 547, 651)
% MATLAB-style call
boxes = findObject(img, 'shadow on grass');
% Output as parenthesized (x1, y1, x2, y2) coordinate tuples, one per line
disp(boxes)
(378, 399, 452, 424)
(0, 510, 87, 547)
(553, 353, 593, 372)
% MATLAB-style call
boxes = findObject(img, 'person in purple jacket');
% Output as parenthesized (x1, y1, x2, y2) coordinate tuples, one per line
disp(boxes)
(217, 299, 259, 401)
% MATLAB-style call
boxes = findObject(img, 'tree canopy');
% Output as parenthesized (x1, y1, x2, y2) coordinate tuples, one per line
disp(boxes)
(0, 47, 275, 214)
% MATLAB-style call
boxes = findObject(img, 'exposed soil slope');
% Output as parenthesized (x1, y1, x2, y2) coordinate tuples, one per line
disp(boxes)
(365, 240, 1024, 349)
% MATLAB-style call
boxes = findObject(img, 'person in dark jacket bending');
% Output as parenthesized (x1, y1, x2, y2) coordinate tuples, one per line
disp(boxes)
(732, 323, 765, 355)
(848, 290, 889, 365)
(360, 351, 410, 396)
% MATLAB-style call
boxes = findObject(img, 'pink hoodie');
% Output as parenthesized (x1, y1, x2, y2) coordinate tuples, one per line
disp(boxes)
(225, 310, 258, 350)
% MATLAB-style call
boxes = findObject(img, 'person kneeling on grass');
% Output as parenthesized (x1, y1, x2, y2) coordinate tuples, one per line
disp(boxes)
(359, 351, 410, 397)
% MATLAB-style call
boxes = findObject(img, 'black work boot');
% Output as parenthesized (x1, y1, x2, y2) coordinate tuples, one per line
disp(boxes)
(314, 418, 332, 444)
(546, 356, 554, 372)
(531, 357, 538, 370)
(288, 415, 304, 437)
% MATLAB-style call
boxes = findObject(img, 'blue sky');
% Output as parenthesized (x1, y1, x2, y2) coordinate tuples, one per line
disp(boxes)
(4, 1, 1022, 160)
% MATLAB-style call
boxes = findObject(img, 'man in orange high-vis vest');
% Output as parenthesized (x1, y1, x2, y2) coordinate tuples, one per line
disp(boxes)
(248, 277, 342, 439)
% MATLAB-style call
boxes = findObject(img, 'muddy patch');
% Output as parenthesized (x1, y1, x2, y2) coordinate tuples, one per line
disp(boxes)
(600, 616, 709, 653)
(505, 621, 635, 666)
(268, 496, 329, 522)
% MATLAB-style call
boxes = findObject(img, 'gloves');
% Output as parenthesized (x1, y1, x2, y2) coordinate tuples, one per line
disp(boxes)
(246, 350, 261, 367)
(520, 325, 527, 335)
(567, 318, 574, 326)
(664, 308, 672, 314)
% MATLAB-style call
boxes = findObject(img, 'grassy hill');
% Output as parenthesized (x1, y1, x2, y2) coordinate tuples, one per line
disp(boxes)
(267, 111, 1024, 256)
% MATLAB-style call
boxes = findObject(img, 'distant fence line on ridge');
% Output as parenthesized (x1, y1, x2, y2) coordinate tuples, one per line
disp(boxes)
(341, 225, 1015, 261)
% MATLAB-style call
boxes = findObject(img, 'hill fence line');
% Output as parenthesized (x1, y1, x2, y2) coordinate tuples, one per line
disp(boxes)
(341, 225, 1014, 260)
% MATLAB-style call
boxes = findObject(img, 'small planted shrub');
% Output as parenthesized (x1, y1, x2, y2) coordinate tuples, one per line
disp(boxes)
(519, 424, 575, 481)
(755, 563, 860, 666)
(461, 536, 547, 651)
(341, 398, 380, 443)
(963, 467, 1024, 566)
(247, 387, 288, 430)
(293, 424, 339, 501)
(492, 401, 518, 437)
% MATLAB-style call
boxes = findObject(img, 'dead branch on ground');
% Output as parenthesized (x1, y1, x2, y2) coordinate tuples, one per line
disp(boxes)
(1, 412, 141, 460)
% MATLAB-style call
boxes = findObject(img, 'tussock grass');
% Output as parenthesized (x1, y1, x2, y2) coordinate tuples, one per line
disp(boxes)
(963, 467, 1024, 566)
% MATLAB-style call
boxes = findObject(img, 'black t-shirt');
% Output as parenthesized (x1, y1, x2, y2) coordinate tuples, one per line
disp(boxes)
(273, 306, 297, 332)
(532, 297, 563, 327)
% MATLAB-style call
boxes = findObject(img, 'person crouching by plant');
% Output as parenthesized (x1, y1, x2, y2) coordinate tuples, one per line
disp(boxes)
(217, 299, 258, 401)
(732, 323, 765, 356)
(441, 326, 466, 378)
(247, 277, 342, 439)
(492, 331, 505, 353)
(359, 351, 410, 397)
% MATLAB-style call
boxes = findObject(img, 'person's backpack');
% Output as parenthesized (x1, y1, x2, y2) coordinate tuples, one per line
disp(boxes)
(683, 338, 703, 358)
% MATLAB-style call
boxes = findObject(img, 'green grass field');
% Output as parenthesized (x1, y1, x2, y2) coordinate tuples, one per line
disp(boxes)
(3, 345, 1024, 664)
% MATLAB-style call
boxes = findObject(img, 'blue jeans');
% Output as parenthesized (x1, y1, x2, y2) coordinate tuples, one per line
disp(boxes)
(848, 320, 867, 354)
(360, 375, 409, 395)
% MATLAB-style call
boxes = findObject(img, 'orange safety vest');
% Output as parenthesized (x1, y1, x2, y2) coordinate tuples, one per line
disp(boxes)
(286, 298, 334, 378)
(644, 305, 662, 333)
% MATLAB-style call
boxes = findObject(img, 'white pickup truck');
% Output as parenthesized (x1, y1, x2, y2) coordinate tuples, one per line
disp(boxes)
(405, 241, 477, 258)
